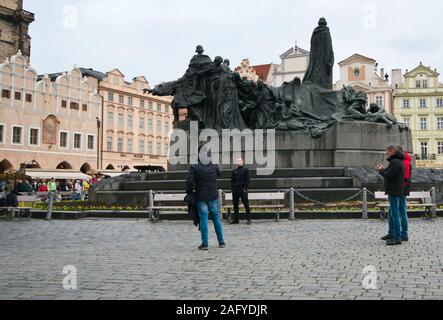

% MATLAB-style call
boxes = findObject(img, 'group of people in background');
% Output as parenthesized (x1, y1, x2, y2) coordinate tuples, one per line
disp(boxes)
(0, 175, 100, 202)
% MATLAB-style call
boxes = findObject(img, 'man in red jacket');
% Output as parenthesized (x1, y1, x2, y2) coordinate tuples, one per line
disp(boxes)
(399, 147, 411, 241)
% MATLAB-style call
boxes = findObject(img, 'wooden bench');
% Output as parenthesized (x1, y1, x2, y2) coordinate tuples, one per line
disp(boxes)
(148, 192, 188, 222)
(374, 191, 436, 220)
(0, 193, 38, 221)
(223, 192, 287, 222)
(0, 207, 33, 221)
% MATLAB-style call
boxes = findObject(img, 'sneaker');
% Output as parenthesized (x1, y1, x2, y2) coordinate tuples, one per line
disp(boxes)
(229, 220, 240, 225)
(246, 220, 252, 225)
(219, 243, 226, 248)
(386, 239, 402, 246)
(198, 244, 208, 251)
(381, 234, 394, 241)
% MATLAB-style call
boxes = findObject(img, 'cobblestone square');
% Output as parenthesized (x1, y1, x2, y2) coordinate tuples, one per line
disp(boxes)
(0, 218, 441, 300)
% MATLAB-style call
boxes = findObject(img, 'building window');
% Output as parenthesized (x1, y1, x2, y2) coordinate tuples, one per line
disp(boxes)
(165, 105, 169, 113)
(140, 100, 145, 108)
(107, 136, 113, 151)
(416, 80, 421, 88)
(25, 93, 32, 102)
(118, 113, 124, 128)
(422, 80, 428, 88)
(140, 117, 145, 130)
(117, 138, 123, 152)
(119, 95, 124, 104)
(438, 142, 443, 155)
(12, 126, 23, 144)
(29, 128, 39, 146)
(2, 89, 10, 98)
(403, 117, 410, 128)
(148, 101, 153, 110)
(420, 117, 428, 130)
(14, 92, 21, 100)
(156, 120, 162, 131)
(127, 139, 133, 153)
(108, 92, 114, 102)
(127, 114, 133, 129)
(156, 142, 161, 155)
(147, 118, 153, 130)
(128, 97, 133, 106)
(108, 111, 114, 124)
(420, 142, 428, 157)
(419, 99, 427, 108)
(70, 102, 79, 110)
(157, 103, 162, 112)
(375, 96, 384, 107)
(437, 99, 443, 108)
(438, 117, 443, 130)
(82, 104, 88, 112)
(61, 100, 67, 108)
(87, 135, 95, 150)
(73, 133, 82, 149)
(164, 143, 169, 156)
(165, 121, 169, 132)
(402, 100, 410, 109)
(147, 141, 153, 154)
(0, 124, 4, 143)
(60, 132, 68, 148)
(139, 140, 145, 154)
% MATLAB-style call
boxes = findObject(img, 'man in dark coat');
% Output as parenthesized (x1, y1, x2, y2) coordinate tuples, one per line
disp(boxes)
(376, 145, 405, 246)
(230, 157, 252, 225)
(186, 147, 225, 251)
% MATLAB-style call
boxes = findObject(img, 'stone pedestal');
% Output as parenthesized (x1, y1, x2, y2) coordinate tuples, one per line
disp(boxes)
(168, 121, 413, 171)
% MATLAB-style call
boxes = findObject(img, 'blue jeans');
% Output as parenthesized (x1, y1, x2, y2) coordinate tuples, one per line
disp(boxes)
(197, 199, 225, 247)
(387, 195, 403, 241)
(388, 196, 408, 239)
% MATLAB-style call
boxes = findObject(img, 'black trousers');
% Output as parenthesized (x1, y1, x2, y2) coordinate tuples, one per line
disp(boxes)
(233, 191, 251, 221)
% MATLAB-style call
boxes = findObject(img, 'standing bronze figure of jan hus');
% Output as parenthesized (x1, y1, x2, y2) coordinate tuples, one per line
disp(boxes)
(303, 17, 335, 90)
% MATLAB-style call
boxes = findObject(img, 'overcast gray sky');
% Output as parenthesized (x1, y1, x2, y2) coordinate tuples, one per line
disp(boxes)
(26, 0, 443, 86)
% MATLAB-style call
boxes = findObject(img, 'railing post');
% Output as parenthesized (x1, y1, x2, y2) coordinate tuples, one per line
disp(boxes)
(148, 190, 155, 221)
(218, 189, 223, 215)
(46, 191, 53, 221)
(431, 187, 437, 218)
(362, 188, 368, 219)
(289, 188, 295, 221)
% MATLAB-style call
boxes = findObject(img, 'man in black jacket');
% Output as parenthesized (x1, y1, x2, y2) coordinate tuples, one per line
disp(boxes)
(230, 157, 252, 225)
(186, 147, 225, 251)
(376, 145, 405, 246)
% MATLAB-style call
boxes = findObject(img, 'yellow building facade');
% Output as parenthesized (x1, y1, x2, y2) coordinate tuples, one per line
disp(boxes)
(393, 63, 443, 168)
(96, 69, 173, 172)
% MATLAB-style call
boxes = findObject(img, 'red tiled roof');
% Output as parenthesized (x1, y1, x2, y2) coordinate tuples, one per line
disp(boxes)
(251, 64, 272, 81)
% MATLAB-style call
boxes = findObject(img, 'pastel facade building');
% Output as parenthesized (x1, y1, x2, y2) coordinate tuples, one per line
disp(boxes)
(271, 45, 310, 87)
(335, 54, 393, 113)
(0, 51, 102, 175)
(393, 63, 443, 168)
(96, 69, 173, 172)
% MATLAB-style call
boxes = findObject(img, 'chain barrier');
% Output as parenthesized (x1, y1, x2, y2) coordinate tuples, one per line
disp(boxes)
(293, 189, 363, 207)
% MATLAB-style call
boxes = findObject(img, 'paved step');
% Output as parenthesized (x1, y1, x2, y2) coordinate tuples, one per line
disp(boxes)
(122, 177, 354, 191)
(143, 167, 346, 181)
